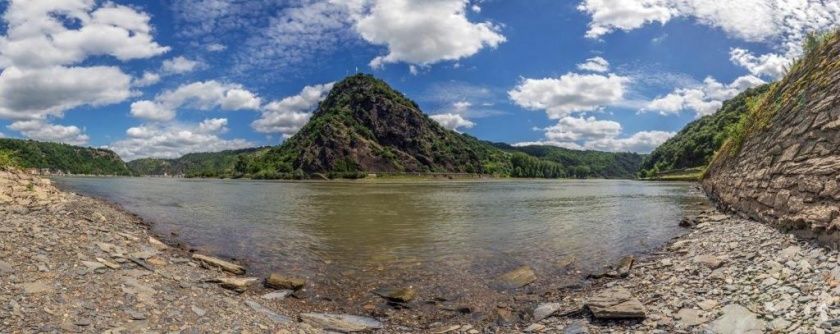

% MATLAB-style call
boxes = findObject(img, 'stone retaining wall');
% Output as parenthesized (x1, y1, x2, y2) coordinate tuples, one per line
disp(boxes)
(703, 34, 840, 245)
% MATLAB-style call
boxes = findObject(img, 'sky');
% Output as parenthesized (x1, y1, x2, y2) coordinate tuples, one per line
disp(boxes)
(0, 0, 837, 161)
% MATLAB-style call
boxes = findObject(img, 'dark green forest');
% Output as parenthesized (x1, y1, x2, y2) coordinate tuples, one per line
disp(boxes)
(638, 84, 770, 178)
(0, 138, 131, 175)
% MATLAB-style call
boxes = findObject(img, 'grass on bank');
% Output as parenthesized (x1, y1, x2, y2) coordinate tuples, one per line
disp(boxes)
(706, 30, 840, 177)
(0, 149, 20, 169)
(641, 167, 705, 181)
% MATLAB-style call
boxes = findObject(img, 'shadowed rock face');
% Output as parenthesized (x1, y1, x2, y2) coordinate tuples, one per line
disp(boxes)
(703, 32, 840, 244)
(267, 74, 500, 174)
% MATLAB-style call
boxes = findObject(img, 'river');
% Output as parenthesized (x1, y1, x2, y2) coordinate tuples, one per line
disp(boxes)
(53, 177, 708, 322)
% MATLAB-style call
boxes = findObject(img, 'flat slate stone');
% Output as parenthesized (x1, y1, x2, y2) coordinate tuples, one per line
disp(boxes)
(533, 302, 562, 321)
(192, 254, 246, 275)
(712, 304, 765, 334)
(496, 266, 537, 289)
(245, 300, 292, 324)
(585, 287, 646, 319)
(300, 313, 383, 332)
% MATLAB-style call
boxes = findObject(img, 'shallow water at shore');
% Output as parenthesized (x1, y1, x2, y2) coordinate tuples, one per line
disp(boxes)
(52, 177, 707, 320)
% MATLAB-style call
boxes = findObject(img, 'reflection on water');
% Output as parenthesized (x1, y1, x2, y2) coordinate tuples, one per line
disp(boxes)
(53, 177, 707, 314)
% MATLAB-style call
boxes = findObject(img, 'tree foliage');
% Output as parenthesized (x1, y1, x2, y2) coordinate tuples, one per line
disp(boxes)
(638, 84, 770, 178)
(0, 138, 131, 175)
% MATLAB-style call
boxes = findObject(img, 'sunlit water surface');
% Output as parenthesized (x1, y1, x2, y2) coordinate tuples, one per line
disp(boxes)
(53, 177, 707, 315)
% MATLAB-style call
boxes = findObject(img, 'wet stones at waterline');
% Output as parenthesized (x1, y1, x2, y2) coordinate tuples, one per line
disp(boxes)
(264, 273, 306, 290)
(495, 265, 537, 289)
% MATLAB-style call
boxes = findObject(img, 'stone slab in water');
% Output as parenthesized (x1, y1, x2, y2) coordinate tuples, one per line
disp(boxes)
(496, 266, 537, 289)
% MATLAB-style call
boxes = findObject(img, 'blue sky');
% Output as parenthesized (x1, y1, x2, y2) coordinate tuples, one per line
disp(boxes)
(0, 0, 836, 160)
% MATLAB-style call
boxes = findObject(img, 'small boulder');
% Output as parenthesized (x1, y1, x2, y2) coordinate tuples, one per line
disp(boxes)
(300, 313, 383, 332)
(712, 304, 765, 334)
(148, 236, 168, 250)
(675, 308, 708, 327)
(264, 273, 305, 290)
(533, 302, 562, 321)
(209, 277, 259, 292)
(584, 287, 645, 319)
(614, 255, 634, 278)
(694, 255, 725, 269)
(0, 260, 13, 274)
(496, 266, 537, 289)
(779, 246, 801, 260)
(373, 286, 416, 303)
(192, 254, 246, 275)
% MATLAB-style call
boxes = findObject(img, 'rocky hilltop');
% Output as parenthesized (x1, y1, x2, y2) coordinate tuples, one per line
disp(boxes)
(240, 74, 510, 176)
(703, 31, 840, 244)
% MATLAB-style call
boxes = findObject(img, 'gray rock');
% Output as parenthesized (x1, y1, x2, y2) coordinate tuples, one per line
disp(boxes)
(779, 246, 801, 260)
(770, 318, 791, 331)
(245, 300, 292, 324)
(300, 313, 383, 332)
(192, 253, 246, 275)
(697, 299, 719, 311)
(563, 320, 590, 334)
(675, 308, 708, 327)
(496, 266, 537, 289)
(0, 259, 13, 274)
(712, 304, 766, 334)
(373, 286, 416, 303)
(533, 302, 561, 321)
(127, 310, 147, 320)
(208, 277, 259, 292)
(264, 273, 305, 290)
(585, 287, 646, 319)
(524, 323, 545, 332)
(261, 290, 292, 301)
(191, 306, 206, 317)
(614, 255, 634, 277)
(21, 280, 51, 294)
(694, 255, 725, 269)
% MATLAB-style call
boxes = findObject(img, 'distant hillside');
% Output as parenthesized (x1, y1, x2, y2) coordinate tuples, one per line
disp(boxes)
(638, 84, 770, 178)
(133, 75, 649, 180)
(496, 144, 645, 179)
(127, 147, 267, 177)
(236, 74, 511, 178)
(0, 138, 131, 175)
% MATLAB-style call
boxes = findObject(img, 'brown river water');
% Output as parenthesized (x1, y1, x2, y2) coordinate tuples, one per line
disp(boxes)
(53, 177, 708, 325)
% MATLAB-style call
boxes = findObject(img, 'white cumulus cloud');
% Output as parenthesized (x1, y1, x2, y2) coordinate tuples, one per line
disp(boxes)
(131, 81, 262, 121)
(518, 116, 674, 153)
(729, 48, 789, 80)
(8, 120, 89, 145)
(356, 0, 506, 68)
(509, 73, 630, 119)
(585, 130, 674, 152)
(0, 0, 167, 122)
(645, 75, 765, 117)
(161, 56, 202, 74)
(430, 113, 475, 132)
(578, 0, 840, 78)
(252, 82, 335, 137)
(107, 118, 254, 161)
(577, 56, 610, 72)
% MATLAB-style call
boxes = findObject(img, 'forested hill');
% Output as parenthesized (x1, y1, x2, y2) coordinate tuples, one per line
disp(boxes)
(153, 74, 648, 180)
(638, 84, 770, 178)
(127, 148, 267, 177)
(0, 138, 131, 175)
(494, 144, 645, 178)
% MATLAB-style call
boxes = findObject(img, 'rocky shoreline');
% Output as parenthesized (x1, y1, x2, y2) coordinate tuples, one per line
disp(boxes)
(2, 169, 837, 333)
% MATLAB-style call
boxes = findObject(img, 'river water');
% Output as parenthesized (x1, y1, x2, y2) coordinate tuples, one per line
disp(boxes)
(53, 177, 708, 321)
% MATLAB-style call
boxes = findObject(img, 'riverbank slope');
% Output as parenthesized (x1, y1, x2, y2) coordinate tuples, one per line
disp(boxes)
(3, 169, 838, 333)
